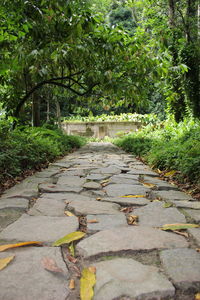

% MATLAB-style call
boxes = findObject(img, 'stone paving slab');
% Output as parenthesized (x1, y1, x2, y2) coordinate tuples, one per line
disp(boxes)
(105, 184, 149, 197)
(86, 174, 109, 181)
(188, 228, 200, 246)
(182, 209, 200, 223)
(160, 248, 200, 291)
(77, 226, 188, 258)
(110, 173, 139, 180)
(39, 183, 82, 193)
(0, 214, 78, 242)
(0, 208, 25, 231)
(0, 197, 29, 210)
(83, 181, 101, 190)
(67, 200, 121, 215)
(102, 196, 150, 206)
(151, 190, 194, 201)
(0, 247, 69, 300)
(87, 214, 127, 232)
(90, 166, 121, 175)
(171, 201, 200, 209)
(93, 258, 175, 300)
(57, 176, 86, 186)
(28, 197, 66, 217)
(134, 202, 186, 227)
(109, 176, 141, 185)
(128, 169, 158, 176)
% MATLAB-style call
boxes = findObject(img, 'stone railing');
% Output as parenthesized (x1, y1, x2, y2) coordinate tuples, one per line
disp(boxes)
(62, 121, 141, 138)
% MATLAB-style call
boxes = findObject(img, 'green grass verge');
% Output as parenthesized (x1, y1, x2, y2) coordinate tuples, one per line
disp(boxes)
(0, 122, 86, 181)
(114, 118, 200, 184)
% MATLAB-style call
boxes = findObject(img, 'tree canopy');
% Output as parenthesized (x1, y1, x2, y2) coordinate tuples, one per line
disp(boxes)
(0, 0, 199, 125)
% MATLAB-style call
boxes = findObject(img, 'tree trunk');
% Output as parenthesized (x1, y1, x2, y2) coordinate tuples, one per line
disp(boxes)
(32, 93, 40, 127)
(55, 99, 61, 128)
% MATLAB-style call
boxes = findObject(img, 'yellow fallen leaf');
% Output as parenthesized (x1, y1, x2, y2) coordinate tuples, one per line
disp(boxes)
(160, 223, 199, 231)
(163, 202, 173, 208)
(0, 256, 15, 271)
(142, 183, 157, 189)
(52, 231, 85, 247)
(80, 267, 96, 300)
(87, 219, 99, 224)
(69, 242, 75, 257)
(0, 241, 42, 252)
(69, 279, 75, 290)
(65, 210, 75, 217)
(195, 293, 200, 300)
(120, 195, 145, 198)
(165, 170, 176, 177)
(96, 197, 102, 201)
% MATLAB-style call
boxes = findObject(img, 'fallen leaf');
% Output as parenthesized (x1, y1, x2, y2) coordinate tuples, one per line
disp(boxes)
(69, 242, 75, 257)
(80, 267, 96, 300)
(127, 215, 138, 225)
(0, 256, 15, 271)
(41, 257, 63, 273)
(120, 195, 145, 198)
(72, 265, 81, 277)
(195, 293, 200, 300)
(65, 200, 70, 205)
(69, 279, 75, 290)
(96, 197, 102, 201)
(142, 182, 157, 189)
(87, 219, 99, 224)
(160, 223, 199, 231)
(53, 231, 86, 247)
(165, 170, 176, 177)
(196, 248, 200, 253)
(67, 255, 77, 263)
(0, 241, 42, 252)
(100, 179, 109, 184)
(88, 266, 96, 274)
(173, 230, 189, 238)
(65, 210, 75, 217)
(120, 207, 133, 213)
(163, 202, 173, 208)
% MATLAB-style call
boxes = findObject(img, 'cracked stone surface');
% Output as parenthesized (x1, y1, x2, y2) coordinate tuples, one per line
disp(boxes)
(105, 183, 149, 197)
(77, 226, 188, 258)
(67, 200, 121, 215)
(93, 258, 175, 300)
(102, 196, 150, 206)
(160, 248, 200, 291)
(0, 141, 197, 300)
(134, 202, 186, 227)
(0, 214, 78, 242)
(0, 247, 69, 300)
(87, 214, 127, 232)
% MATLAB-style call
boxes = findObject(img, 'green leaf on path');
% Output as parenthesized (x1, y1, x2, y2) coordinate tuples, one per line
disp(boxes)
(52, 231, 85, 246)
(160, 223, 199, 231)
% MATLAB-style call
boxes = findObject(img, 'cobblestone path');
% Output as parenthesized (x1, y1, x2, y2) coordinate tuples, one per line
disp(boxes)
(0, 142, 200, 300)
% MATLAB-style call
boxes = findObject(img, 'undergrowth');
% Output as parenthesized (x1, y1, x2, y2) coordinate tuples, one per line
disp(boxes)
(114, 118, 200, 184)
(0, 121, 86, 182)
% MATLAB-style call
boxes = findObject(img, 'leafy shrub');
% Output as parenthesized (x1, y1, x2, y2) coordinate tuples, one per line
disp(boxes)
(0, 122, 86, 181)
(115, 118, 200, 183)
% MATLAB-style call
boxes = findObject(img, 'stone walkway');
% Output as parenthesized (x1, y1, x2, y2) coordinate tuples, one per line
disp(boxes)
(0, 142, 200, 300)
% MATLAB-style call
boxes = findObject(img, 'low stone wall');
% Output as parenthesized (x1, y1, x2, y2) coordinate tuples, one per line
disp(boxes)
(62, 121, 141, 138)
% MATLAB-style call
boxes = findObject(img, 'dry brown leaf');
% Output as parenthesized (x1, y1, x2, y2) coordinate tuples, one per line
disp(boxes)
(96, 197, 102, 201)
(173, 230, 189, 238)
(0, 256, 15, 271)
(88, 266, 96, 274)
(87, 219, 99, 224)
(65, 200, 70, 205)
(196, 248, 200, 253)
(127, 215, 138, 225)
(41, 257, 64, 273)
(72, 265, 81, 277)
(67, 255, 77, 264)
(120, 207, 133, 213)
(0, 241, 42, 252)
(69, 279, 75, 290)
(64, 210, 75, 217)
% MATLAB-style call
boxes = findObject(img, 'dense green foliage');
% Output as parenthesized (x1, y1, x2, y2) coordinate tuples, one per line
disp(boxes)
(115, 119, 200, 183)
(0, 121, 85, 181)
(62, 113, 157, 123)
